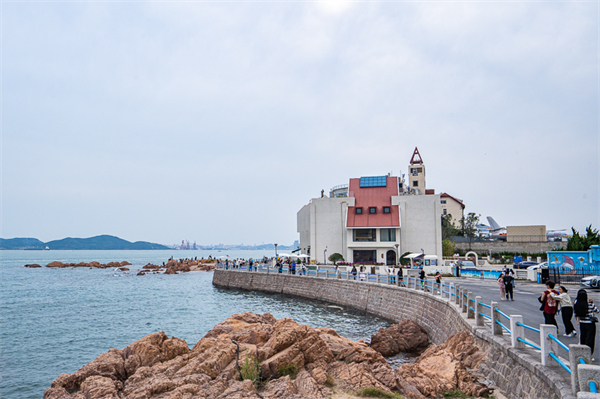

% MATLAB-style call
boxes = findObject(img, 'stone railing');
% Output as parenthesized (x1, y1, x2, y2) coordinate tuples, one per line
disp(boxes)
(213, 265, 600, 399)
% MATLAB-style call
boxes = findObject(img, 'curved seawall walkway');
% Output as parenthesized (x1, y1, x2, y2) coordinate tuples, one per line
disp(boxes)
(213, 268, 579, 399)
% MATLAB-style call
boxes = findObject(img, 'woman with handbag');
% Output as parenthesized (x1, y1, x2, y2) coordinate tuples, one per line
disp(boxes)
(574, 289, 599, 358)
(550, 286, 576, 337)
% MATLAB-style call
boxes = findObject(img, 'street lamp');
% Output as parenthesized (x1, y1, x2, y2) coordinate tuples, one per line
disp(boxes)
(274, 243, 278, 258)
(394, 243, 399, 266)
(324, 248, 327, 265)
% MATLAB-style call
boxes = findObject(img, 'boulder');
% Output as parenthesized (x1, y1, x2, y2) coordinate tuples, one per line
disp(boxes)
(46, 261, 65, 268)
(24, 264, 42, 268)
(370, 320, 429, 357)
(396, 331, 491, 398)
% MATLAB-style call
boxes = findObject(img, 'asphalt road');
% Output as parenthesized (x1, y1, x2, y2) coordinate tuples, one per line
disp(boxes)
(446, 276, 600, 363)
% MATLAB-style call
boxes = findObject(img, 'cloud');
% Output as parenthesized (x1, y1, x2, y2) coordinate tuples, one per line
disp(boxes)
(1, 1, 598, 244)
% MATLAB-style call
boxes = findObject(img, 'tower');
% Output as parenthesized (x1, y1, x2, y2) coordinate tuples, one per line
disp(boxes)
(408, 147, 426, 195)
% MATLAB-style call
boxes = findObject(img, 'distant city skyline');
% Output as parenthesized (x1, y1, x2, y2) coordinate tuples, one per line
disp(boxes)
(1, 1, 598, 245)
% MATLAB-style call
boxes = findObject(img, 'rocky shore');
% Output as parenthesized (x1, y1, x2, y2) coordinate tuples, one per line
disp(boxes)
(24, 259, 216, 274)
(44, 312, 492, 399)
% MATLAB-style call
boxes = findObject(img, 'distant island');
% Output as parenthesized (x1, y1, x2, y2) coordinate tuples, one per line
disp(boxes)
(0, 235, 169, 250)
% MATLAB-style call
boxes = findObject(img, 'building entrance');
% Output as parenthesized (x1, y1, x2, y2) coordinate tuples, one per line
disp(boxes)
(386, 250, 396, 265)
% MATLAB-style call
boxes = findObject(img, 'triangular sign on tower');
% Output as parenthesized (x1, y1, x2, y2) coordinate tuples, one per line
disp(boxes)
(410, 147, 423, 164)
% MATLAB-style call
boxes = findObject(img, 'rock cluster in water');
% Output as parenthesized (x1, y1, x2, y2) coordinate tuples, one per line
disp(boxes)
(44, 312, 491, 399)
(44, 261, 132, 269)
(137, 259, 215, 275)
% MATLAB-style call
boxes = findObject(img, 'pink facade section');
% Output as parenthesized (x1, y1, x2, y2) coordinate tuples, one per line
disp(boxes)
(346, 176, 400, 228)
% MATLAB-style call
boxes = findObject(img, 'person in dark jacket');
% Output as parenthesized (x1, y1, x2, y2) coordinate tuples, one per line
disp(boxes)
(575, 289, 599, 358)
(503, 271, 515, 301)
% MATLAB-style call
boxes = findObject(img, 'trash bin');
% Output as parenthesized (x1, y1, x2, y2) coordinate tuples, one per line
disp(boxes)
(541, 268, 550, 284)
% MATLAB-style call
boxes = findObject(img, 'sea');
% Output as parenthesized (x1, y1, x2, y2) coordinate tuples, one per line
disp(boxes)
(0, 250, 394, 399)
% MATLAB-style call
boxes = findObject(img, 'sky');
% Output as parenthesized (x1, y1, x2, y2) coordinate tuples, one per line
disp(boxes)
(1, 0, 598, 247)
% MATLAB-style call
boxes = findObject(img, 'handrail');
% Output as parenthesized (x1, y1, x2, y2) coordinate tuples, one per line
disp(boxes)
(517, 337, 541, 350)
(496, 320, 511, 334)
(548, 333, 570, 353)
(494, 308, 511, 321)
(591, 381, 598, 393)
(479, 312, 492, 320)
(516, 322, 540, 333)
(549, 352, 571, 374)
(479, 302, 491, 309)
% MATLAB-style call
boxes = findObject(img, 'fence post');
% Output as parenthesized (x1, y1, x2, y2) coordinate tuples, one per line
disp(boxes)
(510, 315, 524, 348)
(491, 302, 502, 335)
(570, 345, 592, 395)
(475, 296, 484, 326)
(577, 364, 600, 394)
(540, 324, 559, 367)
(455, 285, 461, 305)
(462, 290, 468, 313)
(467, 292, 475, 319)
(430, 279, 435, 294)
(448, 283, 454, 301)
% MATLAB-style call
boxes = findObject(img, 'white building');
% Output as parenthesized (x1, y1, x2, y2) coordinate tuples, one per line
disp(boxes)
(297, 149, 442, 265)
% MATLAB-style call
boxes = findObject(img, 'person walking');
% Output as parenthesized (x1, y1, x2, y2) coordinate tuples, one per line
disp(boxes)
(351, 265, 357, 280)
(497, 273, 506, 300)
(550, 286, 576, 337)
(435, 272, 442, 293)
(575, 289, 599, 359)
(503, 271, 514, 301)
(541, 281, 560, 331)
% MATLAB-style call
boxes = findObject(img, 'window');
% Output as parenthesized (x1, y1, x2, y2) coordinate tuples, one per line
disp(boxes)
(412, 181, 418, 187)
(441, 200, 446, 204)
(353, 250, 376, 263)
(353, 229, 376, 242)
(443, 209, 447, 216)
(380, 228, 396, 242)
(369, 207, 376, 214)
(355, 207, 363, 214)
(383, 207, 390, 214)
(360, 176, 387, 187)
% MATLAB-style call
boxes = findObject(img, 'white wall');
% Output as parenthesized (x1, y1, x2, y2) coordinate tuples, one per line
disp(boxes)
(393, 194, 443, 260)
(297, 197, 354, 263)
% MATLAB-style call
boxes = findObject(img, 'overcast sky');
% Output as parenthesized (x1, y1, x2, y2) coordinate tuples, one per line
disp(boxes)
(1, 0, 598, 246)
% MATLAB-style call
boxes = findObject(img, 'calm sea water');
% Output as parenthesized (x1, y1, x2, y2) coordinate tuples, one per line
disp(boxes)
(0, 250, 391, 399)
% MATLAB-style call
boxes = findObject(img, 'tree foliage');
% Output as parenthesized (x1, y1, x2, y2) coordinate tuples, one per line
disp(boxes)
(460, 213, 480, 239)
(442, 239, 456, 257)
(441, 215, 460, 240)
(328, 253, 344, 265)
(566, 225, 600, 251)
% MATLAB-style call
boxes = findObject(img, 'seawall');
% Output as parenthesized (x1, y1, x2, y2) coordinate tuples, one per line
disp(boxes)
(213, 270, 574, 399)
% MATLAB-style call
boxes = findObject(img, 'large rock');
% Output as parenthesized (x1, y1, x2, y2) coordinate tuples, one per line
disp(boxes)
(370, 320, 429, 357)
(44, 313, 491, 399)
(396, 331, 491, 398)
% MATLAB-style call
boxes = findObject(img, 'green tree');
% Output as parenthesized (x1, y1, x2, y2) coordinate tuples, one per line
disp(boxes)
(399, 251, 411, 266)
(566, 225, 600, 251)
(328, 253, 344, 265)
(460, 212, 480, 250)
(441, 215, 460, 240)
(442, 239, 456, 257)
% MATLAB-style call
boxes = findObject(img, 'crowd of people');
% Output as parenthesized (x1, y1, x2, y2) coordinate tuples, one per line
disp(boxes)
(539, 280, 599, 359)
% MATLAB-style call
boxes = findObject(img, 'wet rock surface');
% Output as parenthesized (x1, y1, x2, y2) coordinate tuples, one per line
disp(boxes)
(44, 313, 490, 399)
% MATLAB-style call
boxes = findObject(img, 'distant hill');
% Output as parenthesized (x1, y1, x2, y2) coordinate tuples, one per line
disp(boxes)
(0, 238, 46, 250)
(0, 235, 169, 250)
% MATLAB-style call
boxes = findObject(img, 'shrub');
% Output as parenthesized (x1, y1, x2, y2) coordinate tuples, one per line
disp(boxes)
(356, 387, 403, 398)
(277, 363, 298, 379)
(325, 374, 336, 388)
(240, 355, 261, 388)
(442, 390, 474, 398)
